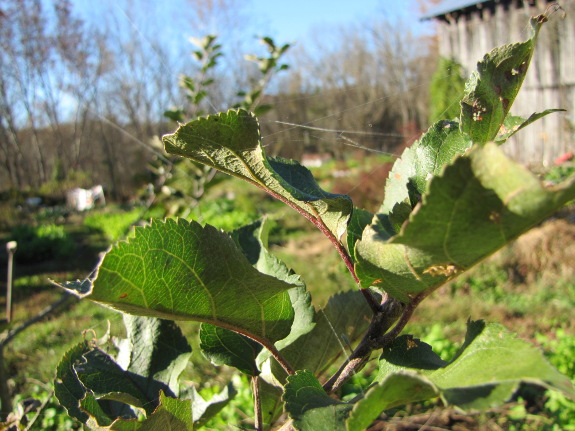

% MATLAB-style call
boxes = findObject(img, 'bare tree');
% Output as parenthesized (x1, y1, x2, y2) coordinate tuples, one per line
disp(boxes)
(0, 0, 111, 190)
(261, 13, 436, 160)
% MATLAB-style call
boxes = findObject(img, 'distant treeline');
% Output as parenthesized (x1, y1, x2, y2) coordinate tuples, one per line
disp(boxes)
(0, 0, 437, 199)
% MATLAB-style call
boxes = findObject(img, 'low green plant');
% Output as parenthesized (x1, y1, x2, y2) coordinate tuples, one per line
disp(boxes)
(545, 163, 575, 184)
(83, 208, 144, 242)
(535, 329, 575, 429)
(188, 196, 258, 232)
(50, 12, 575, 431)
(9, 224, 75, 263)
(428, 57, 466, 123)
(11, 384, 77, 431)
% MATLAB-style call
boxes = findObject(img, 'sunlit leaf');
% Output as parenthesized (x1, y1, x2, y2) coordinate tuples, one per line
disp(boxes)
(377, 321, 575, 410)
(162, 109, 353, 239)
(356, 143, 575, 302)
(63, 218, 299, 346)
(495, 109, 566, 143)
(381, 120, 472, 229)
(460, 16, 544, 143)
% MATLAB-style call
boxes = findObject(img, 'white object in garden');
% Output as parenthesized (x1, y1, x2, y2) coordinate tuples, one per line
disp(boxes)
(66, 185, 106, 211)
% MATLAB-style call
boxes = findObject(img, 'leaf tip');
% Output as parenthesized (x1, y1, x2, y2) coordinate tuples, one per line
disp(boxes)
(50, 278, 93, 298)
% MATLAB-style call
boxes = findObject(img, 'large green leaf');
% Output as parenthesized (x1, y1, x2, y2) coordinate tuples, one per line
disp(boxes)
(76, 348, 163, 415)
(199, 323, 262, 375)
(346, 372, 438, 431)
(55, 341, 165, 429)
(377, 321, 575, 410)
(162, 109, 353, 239)
(137, 392, 193, 431)
(115, 315, 192, 396)
(64, 218, 300, 345)
(81, 391, 193, 431)
(460, 16, 544, 143)
(284, 370, 352, 431)
(356, 143, 575, 303)
(381, 16, 547, 225)
(55, 341, 92, 423)
(283, 322, 574, 431)
(55, 342, 138, 427)
(55, 321, 228, 430)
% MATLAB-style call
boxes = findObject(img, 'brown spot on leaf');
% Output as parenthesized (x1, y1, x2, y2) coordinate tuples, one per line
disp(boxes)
(119, 293, 128, 299)
(424, 264, 462, 278)
(406, 336, 418, 349)
(489, 211, 501, 224)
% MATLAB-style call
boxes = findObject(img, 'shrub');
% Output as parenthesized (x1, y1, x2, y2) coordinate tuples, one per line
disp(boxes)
(9, 224, 75, 264)
(428, 57, 466, 123)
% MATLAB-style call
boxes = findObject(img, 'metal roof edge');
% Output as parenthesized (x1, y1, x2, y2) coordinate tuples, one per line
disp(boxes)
(421, 0, 492, 20)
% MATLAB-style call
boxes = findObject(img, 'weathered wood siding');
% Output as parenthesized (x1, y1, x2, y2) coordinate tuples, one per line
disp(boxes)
(436, 0, 574, 165)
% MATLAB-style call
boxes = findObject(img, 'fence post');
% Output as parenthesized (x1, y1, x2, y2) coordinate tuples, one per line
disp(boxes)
(6, 241, 17, 323)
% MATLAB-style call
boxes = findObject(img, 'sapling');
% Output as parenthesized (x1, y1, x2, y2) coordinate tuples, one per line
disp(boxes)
(54, 10, 575, 431)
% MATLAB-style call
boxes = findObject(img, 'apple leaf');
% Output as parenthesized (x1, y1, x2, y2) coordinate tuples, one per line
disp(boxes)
(376, 321, 575, 410)
(284, 370, 351, 431)
(163, 109, 353, 239)
(460, 16, 544, 143)
(62, 218, 300, 346)
(356, 143, 575, 303)
(199, 323, 262, 376)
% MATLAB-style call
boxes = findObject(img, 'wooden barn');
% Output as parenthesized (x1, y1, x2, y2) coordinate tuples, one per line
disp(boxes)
(423, 0, 575, 165)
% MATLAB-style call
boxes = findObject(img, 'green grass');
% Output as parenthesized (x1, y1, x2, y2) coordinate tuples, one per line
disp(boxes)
(83, 206, 146, 242)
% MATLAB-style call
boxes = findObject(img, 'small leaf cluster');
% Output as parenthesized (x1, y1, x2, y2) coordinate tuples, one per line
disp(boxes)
(235, 36, 291, 117)
(54, 11, 575, 431)
(164, 35, 222, 122)
(155, 35, 291, 218)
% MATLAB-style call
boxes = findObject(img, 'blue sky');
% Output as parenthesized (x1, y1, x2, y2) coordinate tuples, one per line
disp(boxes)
(73, 0, 431, 48)
(246, 0, 430, 43)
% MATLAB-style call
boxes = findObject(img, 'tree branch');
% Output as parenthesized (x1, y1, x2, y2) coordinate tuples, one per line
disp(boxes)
(323, 297, 405, 393)
(252, 375, 263, 431)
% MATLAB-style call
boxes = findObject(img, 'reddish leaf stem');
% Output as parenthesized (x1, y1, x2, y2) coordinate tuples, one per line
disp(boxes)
(265, 343, 295, 376)
(251, 183, 379, 313)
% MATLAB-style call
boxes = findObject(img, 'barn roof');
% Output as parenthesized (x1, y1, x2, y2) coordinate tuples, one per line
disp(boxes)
(421, 0, 491, 20)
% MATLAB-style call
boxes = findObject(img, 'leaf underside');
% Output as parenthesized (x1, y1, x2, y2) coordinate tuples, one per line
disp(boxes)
(357, 16, 565, 303)
(163, 109, 353, 239)
(356, 143, 575, 303)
